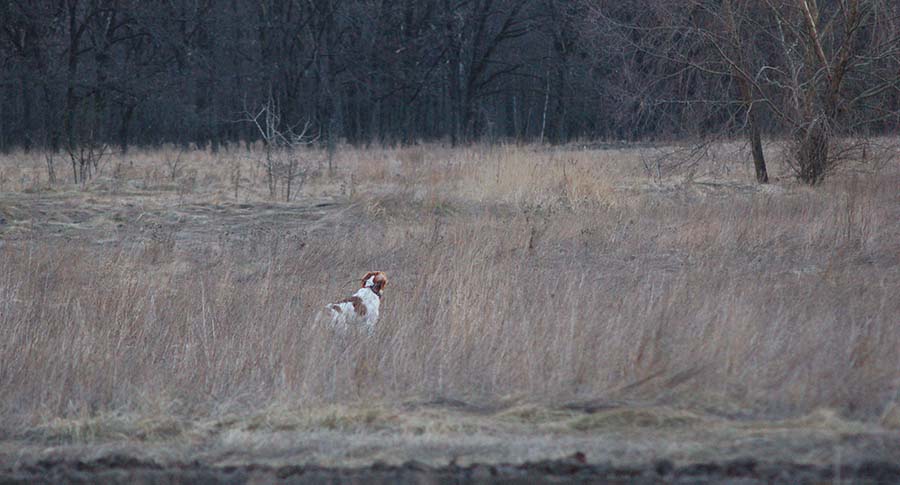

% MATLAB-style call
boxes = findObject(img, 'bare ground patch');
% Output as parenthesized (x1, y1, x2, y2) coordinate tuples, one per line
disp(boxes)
(2, 402, 899, 483)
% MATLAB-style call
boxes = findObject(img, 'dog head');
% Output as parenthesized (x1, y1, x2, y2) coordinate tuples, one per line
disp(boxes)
(361, 271, 388, 295)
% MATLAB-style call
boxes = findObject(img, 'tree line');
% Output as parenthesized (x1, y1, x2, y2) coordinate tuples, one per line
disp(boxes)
(1, 0, 898, 183)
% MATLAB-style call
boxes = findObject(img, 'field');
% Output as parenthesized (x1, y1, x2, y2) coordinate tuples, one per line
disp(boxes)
(1, 142, 899, 482)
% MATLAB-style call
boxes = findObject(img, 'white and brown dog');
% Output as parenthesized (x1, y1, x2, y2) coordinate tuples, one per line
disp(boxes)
(322, 271, 387, 334)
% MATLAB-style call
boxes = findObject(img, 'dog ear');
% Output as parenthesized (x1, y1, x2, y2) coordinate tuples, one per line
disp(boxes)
(361, 271, 380, 287)
(374, 272, 387, 292)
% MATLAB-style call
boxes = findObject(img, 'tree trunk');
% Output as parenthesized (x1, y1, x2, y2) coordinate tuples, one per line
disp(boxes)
(63, 0, 83, 155)
(735, 76, 769, 184)
(723, 0, 769, 184)
(41, 82, 60, 152)
(21, 77, 34, 151)
(796, 119, 829, 185)
(748, 111, 768, 184)
(119, 103, 136, 153)
(64, 65, 78, 152)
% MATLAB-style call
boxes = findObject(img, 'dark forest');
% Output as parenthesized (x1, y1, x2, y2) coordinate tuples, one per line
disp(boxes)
(2, 1, 898, 181)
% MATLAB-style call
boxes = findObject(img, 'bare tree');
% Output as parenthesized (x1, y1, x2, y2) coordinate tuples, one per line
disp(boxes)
(67, 136, 108, 186)
(584, 0, 900, 184)
(766, 0, 900, 183)
(164, 149, 184, 181)
(242, 95, 317, 202)
(440, 0, 534, 144)
(582, 1, 773, 182)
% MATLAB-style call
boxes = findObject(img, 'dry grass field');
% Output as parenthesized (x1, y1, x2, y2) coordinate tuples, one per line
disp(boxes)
(0, 142, 899, 479)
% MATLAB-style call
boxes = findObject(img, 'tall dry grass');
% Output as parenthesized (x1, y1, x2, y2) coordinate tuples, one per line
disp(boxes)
(0, 143, 898, 432)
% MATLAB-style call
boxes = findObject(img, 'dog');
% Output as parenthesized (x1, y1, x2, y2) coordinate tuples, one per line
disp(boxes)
(321, 271, 387, 335)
